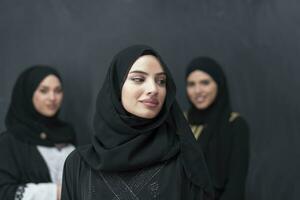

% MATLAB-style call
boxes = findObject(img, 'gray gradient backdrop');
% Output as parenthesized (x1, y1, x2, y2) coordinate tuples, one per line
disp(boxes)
(1, 0, 299, 199)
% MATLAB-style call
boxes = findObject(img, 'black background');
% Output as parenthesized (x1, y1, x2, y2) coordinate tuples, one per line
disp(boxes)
(1, 0, 299, 199)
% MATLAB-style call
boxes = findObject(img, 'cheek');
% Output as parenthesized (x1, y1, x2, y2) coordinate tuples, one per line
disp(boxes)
(121, 85, 138, 108)
(208, 86, 218, 101)
(186, 87, 195, 99)
(122, 85, 130, 98)
(159, 88, 167, 102)
(57, 93, 64, 104)
(32, 93, 43, 108)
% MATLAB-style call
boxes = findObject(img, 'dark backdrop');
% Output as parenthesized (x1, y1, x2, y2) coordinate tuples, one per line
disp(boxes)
(1, 0, 299, 199)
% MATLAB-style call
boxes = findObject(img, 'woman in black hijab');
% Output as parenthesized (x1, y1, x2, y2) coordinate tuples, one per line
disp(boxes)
(0, 65, 76, 200)
(61, 45, 213, 200)
(185, 57, 249, 200)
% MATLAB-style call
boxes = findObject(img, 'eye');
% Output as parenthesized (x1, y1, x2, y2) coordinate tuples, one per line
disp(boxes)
(39, 88, 49, 94)
(187, 81, 195, 87)
(54, 87, 63, 94)
(130, 76, 145, 83)
(156, 78, 166, 86)
(201, 80, 210, 85)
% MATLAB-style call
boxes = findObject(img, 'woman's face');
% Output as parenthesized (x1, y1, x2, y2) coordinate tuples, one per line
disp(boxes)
(32, 75, 63, 117)
(186, 70, 218, 110)
(121, 55, 167, 119)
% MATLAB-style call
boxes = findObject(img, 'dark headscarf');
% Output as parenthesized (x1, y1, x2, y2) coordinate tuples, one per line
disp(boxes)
(185, 57, 232, 189)
(79, 45, 212, 191)
(5, 65, 76, 146)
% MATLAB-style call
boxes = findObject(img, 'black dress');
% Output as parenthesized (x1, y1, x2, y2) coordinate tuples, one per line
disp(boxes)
(0, 66, 76, 200)
(0, 133, 51, 199)
(190, 114, 249, 200)
(62, 146, 207, 200)
(185, 57, 249, 200)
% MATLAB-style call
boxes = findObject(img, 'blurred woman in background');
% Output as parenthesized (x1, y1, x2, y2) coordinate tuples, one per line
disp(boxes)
(0, 65, 76, 200)
(185, 57, 249, 200)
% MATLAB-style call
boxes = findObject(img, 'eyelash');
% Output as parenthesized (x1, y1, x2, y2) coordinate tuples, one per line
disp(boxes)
(39, 89, 48, 94)
(130, 77, 145, 83)
(38, 88, 63, 94)
(202, 80, 210, 85)
(156, 79, 166, 86)
(187, 80, 210, 87)
(187, 82, 195, 87)
(130, 77, 166, 86)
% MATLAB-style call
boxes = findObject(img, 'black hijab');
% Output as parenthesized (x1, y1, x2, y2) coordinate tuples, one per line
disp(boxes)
(5, 65, 76, 146)
(79, 45, 212, 192)
(185, 57, 232, 188)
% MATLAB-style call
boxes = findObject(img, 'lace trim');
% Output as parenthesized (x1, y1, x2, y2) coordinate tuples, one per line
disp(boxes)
(14, 185, 26, 200)
(99, 163, 165, 199)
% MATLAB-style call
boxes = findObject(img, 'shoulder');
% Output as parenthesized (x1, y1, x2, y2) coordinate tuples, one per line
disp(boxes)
(0, 133, 13, 158)
(0, 131, 35, 153)
(62, 145, 93, 192)
(64, 145, 92, 171)
(64, 148, 84, 167)
(229, 113, 248, 128)
(0, 132, 22, 152)
(229, 113, 250, 141)
(0, 132, 29, 172)
(0, 131, 13, 143)
(0, 131, 28, 145)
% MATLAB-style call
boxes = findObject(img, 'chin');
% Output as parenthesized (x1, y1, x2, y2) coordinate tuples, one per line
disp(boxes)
(41, 111, 58, 117)
(138, 111, 159, 119)
(195, 104, 209, 110)
(140, 114, 156, 119)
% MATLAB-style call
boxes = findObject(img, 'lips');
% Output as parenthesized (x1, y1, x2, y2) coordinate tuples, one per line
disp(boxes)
(195, 96, 206, 103)
(46, 104, 58, 110)
(141, 99, 159, 108)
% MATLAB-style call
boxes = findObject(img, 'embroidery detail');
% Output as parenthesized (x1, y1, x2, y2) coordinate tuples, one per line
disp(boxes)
(99, 172, 138, 200)
(14, 185, 25, 200)
(148, 182, 159, 199)
(86, 168, 93, 200)
(100, 163, 164, 199)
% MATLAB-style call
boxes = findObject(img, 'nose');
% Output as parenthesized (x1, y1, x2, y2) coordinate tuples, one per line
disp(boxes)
(48, 91, 56, 101)
(194, 84, 203, 93)
(146, 79, 158, 96)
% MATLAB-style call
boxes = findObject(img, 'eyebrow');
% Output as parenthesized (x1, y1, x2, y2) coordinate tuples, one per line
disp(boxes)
(129, 70, 166, 76)
(38, 85, 62, 88)
(186, 79, 210, 83)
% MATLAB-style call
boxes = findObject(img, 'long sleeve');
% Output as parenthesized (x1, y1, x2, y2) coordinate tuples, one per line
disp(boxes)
(220, 117, 249, 200)
(0, 134, 23, 200)
(0, 133, 67, 200)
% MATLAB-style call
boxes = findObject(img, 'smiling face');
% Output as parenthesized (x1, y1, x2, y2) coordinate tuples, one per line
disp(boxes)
(186, 70, 218, 110)
(121, 55, 167, 119)
(32, 75, 63, 117)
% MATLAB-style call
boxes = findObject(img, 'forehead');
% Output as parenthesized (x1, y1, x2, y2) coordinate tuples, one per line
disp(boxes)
(187, 70, 213, 81)
(129, 55, 164, 73)
(39, 75, 61, 87)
